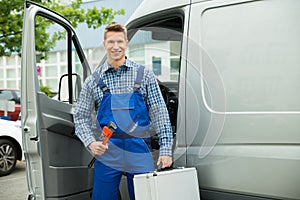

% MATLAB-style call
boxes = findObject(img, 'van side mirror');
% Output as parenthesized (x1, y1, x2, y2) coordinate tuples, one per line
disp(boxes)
(58, 73, 82, 103)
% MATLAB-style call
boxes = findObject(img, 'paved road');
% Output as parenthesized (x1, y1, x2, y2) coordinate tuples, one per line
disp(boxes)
(0, 161, 28, 200)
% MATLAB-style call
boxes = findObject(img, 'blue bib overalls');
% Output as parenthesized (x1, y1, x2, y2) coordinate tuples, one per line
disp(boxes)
(92, 66, 154, 200)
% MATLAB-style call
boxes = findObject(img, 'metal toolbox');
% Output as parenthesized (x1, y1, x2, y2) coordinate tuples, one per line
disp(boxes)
(134, 167, 201, 200)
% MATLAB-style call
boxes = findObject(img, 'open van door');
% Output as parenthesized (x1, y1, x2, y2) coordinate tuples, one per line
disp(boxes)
(21, 1, 93, 199)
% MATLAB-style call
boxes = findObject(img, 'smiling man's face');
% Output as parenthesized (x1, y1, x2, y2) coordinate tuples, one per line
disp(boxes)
(104, 31, 128, 66)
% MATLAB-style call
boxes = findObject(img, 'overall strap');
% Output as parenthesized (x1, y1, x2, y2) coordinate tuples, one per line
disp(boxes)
(133, 66, 145, 91)
(92, 71, 110, 94)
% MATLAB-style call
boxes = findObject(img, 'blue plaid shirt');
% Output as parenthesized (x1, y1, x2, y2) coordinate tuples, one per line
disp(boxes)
(74, 58, 173, 156)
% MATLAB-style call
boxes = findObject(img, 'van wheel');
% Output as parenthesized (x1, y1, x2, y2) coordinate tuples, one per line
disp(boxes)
(0, 139, 17, 176)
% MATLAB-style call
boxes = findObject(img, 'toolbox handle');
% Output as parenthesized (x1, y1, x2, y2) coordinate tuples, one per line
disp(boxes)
(155, 162, 174, 174)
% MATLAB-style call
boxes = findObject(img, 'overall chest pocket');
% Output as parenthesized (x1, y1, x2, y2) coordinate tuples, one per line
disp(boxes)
(111, 93, 134, 111)
(111, 93, 136, 133)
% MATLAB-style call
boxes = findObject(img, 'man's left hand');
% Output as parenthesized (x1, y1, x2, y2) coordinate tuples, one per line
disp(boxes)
(157, 156, 172, 169)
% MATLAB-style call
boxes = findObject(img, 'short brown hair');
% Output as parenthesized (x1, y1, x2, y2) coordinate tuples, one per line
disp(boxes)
(104, 22, 127, 40)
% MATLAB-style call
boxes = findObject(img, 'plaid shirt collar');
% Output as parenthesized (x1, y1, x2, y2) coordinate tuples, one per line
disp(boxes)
(100, 57, 134, 74)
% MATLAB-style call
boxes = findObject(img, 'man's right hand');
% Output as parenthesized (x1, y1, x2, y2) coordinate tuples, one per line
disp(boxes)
(88, 141, 108, 156)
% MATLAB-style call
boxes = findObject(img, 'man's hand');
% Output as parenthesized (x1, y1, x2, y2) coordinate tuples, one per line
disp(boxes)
(157, 156, 172, 169)
(88, 141, 108, 156)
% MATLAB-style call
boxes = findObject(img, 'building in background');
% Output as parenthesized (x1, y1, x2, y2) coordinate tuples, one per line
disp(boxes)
(0, 0, 143, 90)
(0, 0, 180, 92)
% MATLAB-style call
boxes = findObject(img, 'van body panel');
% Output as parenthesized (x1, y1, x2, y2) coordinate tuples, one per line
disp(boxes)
(127, 0, 190, 24)
(185, 0, 300, 199)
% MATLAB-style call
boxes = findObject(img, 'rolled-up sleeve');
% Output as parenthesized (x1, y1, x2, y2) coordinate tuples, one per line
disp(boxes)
(144, 70, 173, 156)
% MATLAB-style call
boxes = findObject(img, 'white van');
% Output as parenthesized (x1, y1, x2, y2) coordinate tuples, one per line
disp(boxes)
(21, 0, 300, 199)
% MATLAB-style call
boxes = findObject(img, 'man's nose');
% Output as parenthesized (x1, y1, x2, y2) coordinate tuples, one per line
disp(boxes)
(113, 42, 119, 48)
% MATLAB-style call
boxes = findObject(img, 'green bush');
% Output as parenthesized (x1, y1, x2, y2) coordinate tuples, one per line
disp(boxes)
(40, 85, 55, 98)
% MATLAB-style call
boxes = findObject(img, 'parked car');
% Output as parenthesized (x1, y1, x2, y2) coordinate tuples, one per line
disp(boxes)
(0, 119, 23, 176)
(0, 89, 21, 121)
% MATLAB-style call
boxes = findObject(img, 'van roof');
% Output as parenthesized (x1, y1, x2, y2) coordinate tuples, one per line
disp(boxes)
(127, 0, 190, 24)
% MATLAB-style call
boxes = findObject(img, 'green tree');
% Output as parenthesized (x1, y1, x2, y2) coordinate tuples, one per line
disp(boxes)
(0, 0, 125, 57)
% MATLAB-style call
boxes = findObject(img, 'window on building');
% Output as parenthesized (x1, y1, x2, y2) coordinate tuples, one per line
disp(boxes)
(6, 56, 15, 66)
(60, 51, 67, 63)
(6, 68, 16, 79)
(0, 69, 3, 78)
(152, 56, 162, 76)
(170, 57, 180, 81)
(7, 80, 16, 88)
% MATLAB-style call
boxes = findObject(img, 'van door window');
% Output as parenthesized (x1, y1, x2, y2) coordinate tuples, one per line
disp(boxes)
(127, 17, 183, 134)
(35, 16, 85, 103)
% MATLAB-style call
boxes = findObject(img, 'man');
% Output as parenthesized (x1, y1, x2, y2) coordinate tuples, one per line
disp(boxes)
(74, 22, 173, 200)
